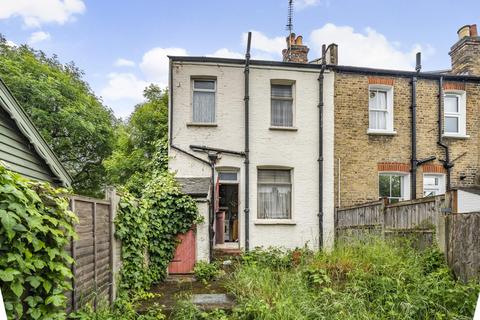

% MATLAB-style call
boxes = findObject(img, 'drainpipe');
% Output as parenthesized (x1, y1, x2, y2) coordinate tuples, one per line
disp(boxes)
(438, 76, 453, 190)
(244, 32, 251, 251)
(207, 152, 218, 261)
(410, 53, 421, 200)
(317, 44, 330, 249)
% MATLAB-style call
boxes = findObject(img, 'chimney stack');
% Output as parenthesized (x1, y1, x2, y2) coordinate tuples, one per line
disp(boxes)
(282, 33, 309, 63)
(450, 24, 480, 75)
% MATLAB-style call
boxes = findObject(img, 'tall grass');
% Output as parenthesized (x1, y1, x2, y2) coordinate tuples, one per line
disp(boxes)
(226, 240, 479, 320)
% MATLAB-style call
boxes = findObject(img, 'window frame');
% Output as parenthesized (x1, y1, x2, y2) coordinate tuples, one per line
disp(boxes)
(257, 168, 293, 220)
(423, 174, 446, 197)
(378, 172, 410, 203)
(191, 78, 217, 124)
(270, 80, 296, 128)
(443, 90, 467, 138)
(367, 85, 395, 135)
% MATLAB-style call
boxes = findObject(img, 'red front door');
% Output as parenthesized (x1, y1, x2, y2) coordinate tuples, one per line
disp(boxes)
(168, 228, 196, 274)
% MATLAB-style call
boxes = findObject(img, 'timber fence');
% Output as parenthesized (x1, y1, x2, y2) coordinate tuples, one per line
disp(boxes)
(335, 194, 479, 281)
(66, 188, 121, 313)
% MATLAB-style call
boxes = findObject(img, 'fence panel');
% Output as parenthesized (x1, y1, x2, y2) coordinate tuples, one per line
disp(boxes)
(446, 212, 480, 282)
(66, 189, 120, 313)
(335, 200, 385, 244)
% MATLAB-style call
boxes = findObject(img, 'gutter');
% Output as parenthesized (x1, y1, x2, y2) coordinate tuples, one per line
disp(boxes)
(244, 32, 252, 251)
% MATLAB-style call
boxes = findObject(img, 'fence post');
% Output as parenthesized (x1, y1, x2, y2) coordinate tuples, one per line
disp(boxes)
(92, 202, 97, 310)
(69, 198, 77, 312)
(105, 187, 119, 303)
(381, 198, 387, 240)
(435, 194, 449, 254)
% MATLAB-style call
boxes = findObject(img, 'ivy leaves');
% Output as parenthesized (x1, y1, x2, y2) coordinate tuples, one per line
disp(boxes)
(115, 171, 200, 292)
(0, 165, 77, 319)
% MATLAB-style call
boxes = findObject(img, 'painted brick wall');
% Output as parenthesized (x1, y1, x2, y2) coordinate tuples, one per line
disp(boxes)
(334, 73, 480, 207)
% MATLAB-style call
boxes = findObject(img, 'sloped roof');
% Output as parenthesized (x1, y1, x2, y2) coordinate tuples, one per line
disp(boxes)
(0, 78, 72, 186)
(176, 177, 211, 198)
(456, 186, 480, 196)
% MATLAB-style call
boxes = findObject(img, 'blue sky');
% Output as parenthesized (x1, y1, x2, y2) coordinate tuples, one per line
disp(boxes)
(0, 0, 478, 117)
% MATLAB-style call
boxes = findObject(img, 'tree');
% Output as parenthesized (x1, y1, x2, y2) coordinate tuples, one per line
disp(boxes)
(104, 85, 169, 195)
(0, 35, 115, 196)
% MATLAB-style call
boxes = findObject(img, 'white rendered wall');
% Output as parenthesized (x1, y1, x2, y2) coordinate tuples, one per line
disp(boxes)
(169, 60, 336, 255)
(457, 190, 480, 213)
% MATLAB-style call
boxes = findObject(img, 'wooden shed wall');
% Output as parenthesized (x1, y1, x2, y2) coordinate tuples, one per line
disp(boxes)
(0, 107, 57, 183)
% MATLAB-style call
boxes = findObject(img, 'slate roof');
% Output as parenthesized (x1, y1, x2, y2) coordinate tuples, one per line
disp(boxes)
(176, 177, 211, 198)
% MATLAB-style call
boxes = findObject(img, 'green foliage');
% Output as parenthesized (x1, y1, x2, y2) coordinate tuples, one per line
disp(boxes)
(143, 171, 201, 283)
(114, 190, 150, 292)
(171, 298, 229, 320)
(104, 85, 168, 196)
(194, 262, 221, 283)
(0, 165, 77, 319)
(114, 171, 201, 291)
(70, 292, 165, 320)
(0, 36, 115, 196)
(224, 241, 480, 320)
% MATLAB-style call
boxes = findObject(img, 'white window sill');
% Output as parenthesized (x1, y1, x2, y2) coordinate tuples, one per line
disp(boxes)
(254, 219, 296, 225)
(186, 122, 218, 127)
(367, 129, 397, 136)
(269, 126, 298, 131)
(442, 133, 470, 139)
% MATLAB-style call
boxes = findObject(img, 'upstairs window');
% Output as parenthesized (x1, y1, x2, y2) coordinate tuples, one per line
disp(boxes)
(258, 169, 292, 219)
(368, 86, 394, 133)
(192, 79, 216, 123)
(444, 92, 466, 136)
(271, 84, 293, 127)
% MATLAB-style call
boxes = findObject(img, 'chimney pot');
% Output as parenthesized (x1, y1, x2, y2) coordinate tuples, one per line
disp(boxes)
(282, 33, 309, 63)
(470, 24, 478, 37)
(458, 25, 471, 39)
(450, 23, 480, 75)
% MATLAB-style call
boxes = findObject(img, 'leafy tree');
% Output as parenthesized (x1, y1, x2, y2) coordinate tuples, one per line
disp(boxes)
(0, 35, 115, 196)
(104, 85, 168, 195)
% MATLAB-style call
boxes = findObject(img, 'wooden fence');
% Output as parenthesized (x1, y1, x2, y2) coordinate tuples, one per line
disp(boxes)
(66, 188, 121, 312)
(335, 194, 480, 281)
(446, 212, 480, 282)
(335, 195, 448, 249)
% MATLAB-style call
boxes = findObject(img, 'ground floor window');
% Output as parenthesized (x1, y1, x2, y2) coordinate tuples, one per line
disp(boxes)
(257, 169, 292, 219)
(379, 173, 408, 203)
(423, 174, 445, 197)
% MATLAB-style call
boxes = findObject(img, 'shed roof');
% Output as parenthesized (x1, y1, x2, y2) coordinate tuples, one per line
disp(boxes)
(455, 186, 480, 196)
(0, 78, 72, 186)
(176, 177, 211, 198)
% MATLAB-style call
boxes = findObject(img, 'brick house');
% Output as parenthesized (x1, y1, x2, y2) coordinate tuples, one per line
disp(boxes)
(168, 25, 480, 267)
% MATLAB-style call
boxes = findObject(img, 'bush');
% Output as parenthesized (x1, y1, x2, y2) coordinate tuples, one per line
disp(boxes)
(194, 261, 221, 283)
(0, 165, 77, 319)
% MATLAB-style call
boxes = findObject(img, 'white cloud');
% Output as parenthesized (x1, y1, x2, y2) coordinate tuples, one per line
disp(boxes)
(5, 39, 17, 47)
(28, 31, 50, 44)
(242, 30, 285, 57)
(208, 48, 243, 59)
(296, 0, 330, 10)
(101, 72, 149, 104)
(139, 47, 188, 85)
(0, 0, 86, 28)
(114, 58, 135, 67)
(309, 23, 435, 70)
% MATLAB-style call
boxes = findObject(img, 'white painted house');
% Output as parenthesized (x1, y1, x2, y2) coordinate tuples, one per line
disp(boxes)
(168, 34, 335, 264)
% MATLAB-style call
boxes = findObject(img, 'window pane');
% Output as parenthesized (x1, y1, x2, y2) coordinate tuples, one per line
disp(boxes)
(193, 91, 215, 123)
(379, 175, 390, 197)
(391, 176, 402, 197)
(271, 84, 292, 98)
(369, 90, 387, 110)
(369, 110, 387, 130)
(424, 176, 438, 187)
(271, 99, 293, 126)
(445, 116, 458, 133)
(258, 170, 291, 184)
(445, 95, 459, 113)
(219, 172, 237, 181)
(194, 80, 215, 90)
(258, 185, 291, 219)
